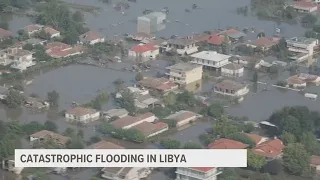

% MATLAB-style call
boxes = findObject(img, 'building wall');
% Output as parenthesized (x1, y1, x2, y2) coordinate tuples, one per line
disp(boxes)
(184, 65, 203, 84)
(65, 112, 100, 123)
(128, 49, 159, 59)
(214, 86, 249, 97)
(191, 57, 230, 68)
(221, 68, 244, 77)
(50, 33, 60, 39)
(175, 167, 221, 180)
(89, 38, 105, 45)
(147, 126, 169, 138)
(176, 116, 197, 127)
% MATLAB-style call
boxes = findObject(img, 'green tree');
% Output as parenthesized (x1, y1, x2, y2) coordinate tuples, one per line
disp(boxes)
(135, 72, 143, 81)
(22, 121, 45, 135)
(243, 122, 255, 133)
(17, 29, 29, 41)
(206, 103, 224, 118)
(64, 127, 74, 137)
(283, 143, 310, 175)
(92, 99, 102, 110)
(5, 90, 24, 108)
(163, 92, 176, 106)
(23, 43, 34, 51)
(77, 129, 84, 139)
(72, 11, 84, 22)
(226, 133, 255, 148)
(67, 137, 84, 149)
(263, 159, 283, 175)
(212, 115, 238, 137)
(259, 173, 273, 180)
(300, 132, 320, 155)
(198, 133, 214, 146)
(88, 135, 101, 145)
(160, 139, 181, 149)
(47, 90, 59, 107)
(183, 142, 202, 149)
(280, 131, 296, 145)
(247, 150, 266, 171)
(44, 121, 57, 132)
(117, 89, 136, 113)
(160, 119, 176, 128)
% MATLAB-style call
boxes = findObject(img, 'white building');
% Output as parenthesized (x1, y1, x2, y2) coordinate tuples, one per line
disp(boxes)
(165, 110, 202, 127)
(137, 12, 166, 34)
(9, 49, 36, 71)
(65, 107, 100, 123)
(103, 108, 128, 120)
(43, 26, 60, 39)
(128, 43, 159, 60)
(101, 167, 151, 180)
(79, 31, 105, 45)
(214, 80, 249, 98)
(166, 37, 198, 55)
(175, 167, 222, 180)
(286, 37, 318, 56)
(166, 63, 203, 85)
(110, 112, 156, 129)
(190, 51, 231, 71)
(221, 63, 244, 77)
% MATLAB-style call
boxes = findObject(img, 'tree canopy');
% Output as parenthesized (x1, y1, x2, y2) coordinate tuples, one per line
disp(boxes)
(283, 143, 310, 175)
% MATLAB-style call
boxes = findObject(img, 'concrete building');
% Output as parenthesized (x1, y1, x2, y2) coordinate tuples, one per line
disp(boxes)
(214, 80, 249, 97)
(164, 110, 202, 127)
(79, 30, 105, 45)
(286, 37, 318, 56)
(23, 24, 43, 36)
(137, 77, 178, 94)
(253, 139, 285, 160)
(166, 63, 203, 85)
(166, 37, 198, 55)
(221, 63, 244, 77)
(175, 167, 222, 180)
(128, 43, 159, 60)
(110, 112, 156, 129)
(190, 51, 231, 71)
(65, 107, 100, 123)
(137, 12, 166, 34)
(103, 108, 129, 120)
(132, 121, 168, 138)
(43, 26, 60, 38)
(29, 130, 70, 147)
(101, 167, 151, 180)
(8, 48, 36, 71)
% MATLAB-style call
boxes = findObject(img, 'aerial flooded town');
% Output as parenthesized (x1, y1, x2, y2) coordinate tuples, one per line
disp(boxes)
(1, 0, 320, 179)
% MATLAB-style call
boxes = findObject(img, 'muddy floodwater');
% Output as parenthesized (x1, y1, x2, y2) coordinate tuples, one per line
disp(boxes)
(1, 0, 316, 179)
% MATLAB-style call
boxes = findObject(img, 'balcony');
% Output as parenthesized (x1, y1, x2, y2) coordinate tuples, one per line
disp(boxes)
(166, 72, 186, 78)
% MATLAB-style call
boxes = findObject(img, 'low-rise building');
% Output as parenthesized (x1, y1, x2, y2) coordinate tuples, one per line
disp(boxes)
(79, 30, 105, 45)
(208, 138, 249, 149)
(286, 37, 318, 56)
(103, 108, 129, 120)
(129, 32, 155, 42)
(135, 93, 161, 109)
(111, 112, 156, 129)
(30, 130, 70, 147)
(290, 1, 318, 13)
(2, 157, 24, 175)
(24, 97, 49, 109)
(101, 167, 151, 180)
(166, 37, 198, 55)
(310, 155, 320, 175)
(23, 24, 43, 35)
(253, 139, 285, 160)
(287, 76, 307, 89)
(166, 63, 203, 85)
(43, 26, 60, 38)
(221, 63, 244, 77)
(214, 80, 249, 98)
(24, 38, 47, 46)
(65, 107, 100, 123)
(190, 51, 231, 71)
(287, 73, 320, 88)
(175, 167, 222, 180)
(0, 28, 13, 41)
(217, 28, 246, 42)
(132, 121, 168, 138)
(89, 140, 125, 149)
(138, 77, 178, 94)
(45, 42, 83, 58)
(9, 49, 36, 71)
(128, 43, 159, 60)
(206, 34, 225, 46)
(247, 37, 279, 51)
(164, 110, 202, 127)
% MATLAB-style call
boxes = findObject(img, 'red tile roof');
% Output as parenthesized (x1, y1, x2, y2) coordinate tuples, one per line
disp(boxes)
(190, 167, 215, 172)
(111, 113, 155, 128)
(43, 26, 60, 35)
(253, 37, 278, 48)
(23, 24, 42, 33)
(219, 28, 241, 36)
(293, 1, 317, 8)
(45, 42, 71, 51)
(130, 43, 158, 53)
(208, 138, 249, 149)
(207, 34, 225, 45)
(0, 28, 13, 39)
(253, 139, 285, 158)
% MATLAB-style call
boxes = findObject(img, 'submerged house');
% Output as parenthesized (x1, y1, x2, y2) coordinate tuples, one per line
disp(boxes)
(65, 107, 100, 123)
(24, 97, 49, 109)
(214, 80, 249, 99)
(166, 36, 199, 55)
(164, 110, 202, 127)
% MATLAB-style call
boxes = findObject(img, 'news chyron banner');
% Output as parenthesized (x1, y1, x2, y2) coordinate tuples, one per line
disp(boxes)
(15, 149, 247, 167)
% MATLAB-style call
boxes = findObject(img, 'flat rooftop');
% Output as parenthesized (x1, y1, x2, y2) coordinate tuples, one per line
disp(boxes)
(166, 62, 201, 72)
(287, 37, 317, 45)
(190, 51, 231, 62)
